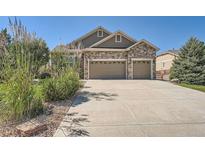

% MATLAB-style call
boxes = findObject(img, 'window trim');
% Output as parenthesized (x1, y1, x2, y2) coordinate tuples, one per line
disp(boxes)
(97, 30, 103, 37)
(115, 34, 122, 43)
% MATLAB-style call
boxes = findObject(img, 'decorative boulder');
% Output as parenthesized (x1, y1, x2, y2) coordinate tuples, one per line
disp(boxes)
(16, 115, 47, 136)
(170, 78, 180, 84)
(33, 79, 40, 83)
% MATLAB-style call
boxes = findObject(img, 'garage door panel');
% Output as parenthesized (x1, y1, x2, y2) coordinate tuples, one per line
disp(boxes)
(89, 61, 126, 79)
(133, 61, 151, 79)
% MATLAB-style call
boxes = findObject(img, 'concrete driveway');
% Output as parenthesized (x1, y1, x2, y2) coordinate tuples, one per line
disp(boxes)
(54, 80, 205, 137)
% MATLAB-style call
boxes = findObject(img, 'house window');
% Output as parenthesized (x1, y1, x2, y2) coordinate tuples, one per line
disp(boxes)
(97, 30, 103, 37)
(115, 34, 122, 42)
(162, 62, 165, 68)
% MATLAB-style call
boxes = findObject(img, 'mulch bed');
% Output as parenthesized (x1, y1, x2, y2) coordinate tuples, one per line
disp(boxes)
(0, 100, 72, 137)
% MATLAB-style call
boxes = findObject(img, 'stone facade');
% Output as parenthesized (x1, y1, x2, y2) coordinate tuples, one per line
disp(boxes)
(128, 42, 156, 79)
(83, 42, 156, 80)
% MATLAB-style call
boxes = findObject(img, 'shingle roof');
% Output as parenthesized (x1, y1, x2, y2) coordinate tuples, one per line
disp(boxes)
(167, 49, 180, 54)
(157, 49, 180, 57)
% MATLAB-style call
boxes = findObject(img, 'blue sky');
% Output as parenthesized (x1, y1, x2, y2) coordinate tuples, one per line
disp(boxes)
(1, 16, 205, 54)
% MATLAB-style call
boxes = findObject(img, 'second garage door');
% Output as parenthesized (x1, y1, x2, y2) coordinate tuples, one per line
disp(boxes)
(133, 61, 151, 79)
(89, 61, 126, 79)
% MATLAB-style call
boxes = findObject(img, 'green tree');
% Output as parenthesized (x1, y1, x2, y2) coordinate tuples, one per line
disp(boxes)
(170, 37, 205, 85)
(0, 18, 50, 82)
(51, 44, 82, 77)
(7, 18, 50, 75)
(8, 38, 49, 75)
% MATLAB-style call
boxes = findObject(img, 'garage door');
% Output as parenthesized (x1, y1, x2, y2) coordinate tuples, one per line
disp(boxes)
(89, 61, 126, 79)
(133, 61, 151, 79)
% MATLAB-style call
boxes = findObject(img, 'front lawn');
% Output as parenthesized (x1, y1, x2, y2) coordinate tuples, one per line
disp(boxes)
(179, 83, 205, 93)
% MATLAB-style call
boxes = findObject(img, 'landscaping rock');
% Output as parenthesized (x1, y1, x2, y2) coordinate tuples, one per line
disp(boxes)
(16, 115, 47, 136)
(1, 100, 71, 137)
(33, 79, 40, 83)
(44, 103, 54, 115)
(171, 78, 180, 84)
(45, 109, 53, 115)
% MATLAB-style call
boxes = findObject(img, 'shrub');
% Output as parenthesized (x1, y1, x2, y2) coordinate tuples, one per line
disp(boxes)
(50, 50, 81, 77)
(43, 69, 80, 101)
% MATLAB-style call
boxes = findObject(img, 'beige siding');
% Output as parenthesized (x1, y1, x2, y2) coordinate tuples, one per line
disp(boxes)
(95, 35, 134, 48)
(156, 54, 176, 71)
(82, 31, 110, 48)
(89, 61, 126, 79)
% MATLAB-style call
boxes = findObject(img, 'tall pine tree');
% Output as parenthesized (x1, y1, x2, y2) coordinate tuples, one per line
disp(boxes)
(170, 37, 205, 85)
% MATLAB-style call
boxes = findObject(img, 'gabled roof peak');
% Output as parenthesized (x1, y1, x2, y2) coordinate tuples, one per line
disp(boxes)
(114, 30, 137, 42)
(157, 49, 179, 57)
(90, 30, 137, 48)
(127, 39, 160, 51)
(70, 26, 111, 44)
(115, 30, 125, 33)
(97, 26, 105, 29)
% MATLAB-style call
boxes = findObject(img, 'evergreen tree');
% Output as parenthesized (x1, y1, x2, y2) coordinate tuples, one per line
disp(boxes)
(170, 37, 205, 85)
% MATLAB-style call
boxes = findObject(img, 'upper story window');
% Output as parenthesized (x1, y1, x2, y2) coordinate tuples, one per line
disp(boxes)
(162, 62, 165, 68)
(97, 30, 103, 37)
(115, 34, 122, 42)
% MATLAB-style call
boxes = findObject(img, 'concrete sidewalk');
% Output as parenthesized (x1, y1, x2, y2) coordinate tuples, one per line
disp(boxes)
(54, 80, 205, 137)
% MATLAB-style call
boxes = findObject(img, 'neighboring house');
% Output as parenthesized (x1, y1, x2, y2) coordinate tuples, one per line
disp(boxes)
(156, 49, 179, 80)
(56, 26, 159, 80)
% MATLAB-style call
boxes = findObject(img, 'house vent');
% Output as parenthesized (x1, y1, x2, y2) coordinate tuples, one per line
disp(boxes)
(97, 30, 103, 37)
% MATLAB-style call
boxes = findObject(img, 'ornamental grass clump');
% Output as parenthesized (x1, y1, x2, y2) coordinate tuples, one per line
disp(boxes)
(43, 69, 80, 101)
(0, 18, 46, 122)
(0, 46, 45, 122)
(0, 69, 44, 121)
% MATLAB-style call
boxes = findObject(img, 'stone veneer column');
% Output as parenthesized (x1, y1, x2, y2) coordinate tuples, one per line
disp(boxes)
(127, 52, 133, 79)
(84, 57, 89, 80)
(152, 59, 156, 79)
